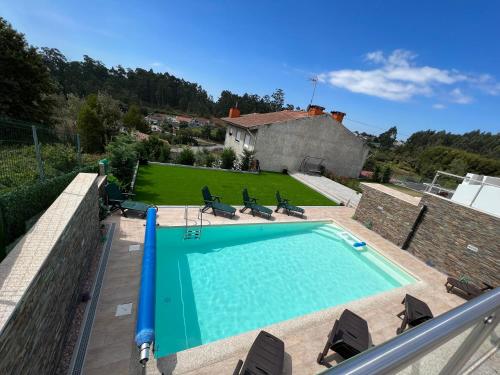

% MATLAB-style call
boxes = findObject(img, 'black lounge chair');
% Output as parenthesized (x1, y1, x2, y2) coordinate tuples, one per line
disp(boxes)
(241, 188, 273, 219)
(445, 277, 493, 299)
(396, 294, 434, 334)
(233, 331, 285, 375)
(201, 186, 236, 217)
(105, 182, 157, 218)
(317, 309, 370, 367)
(275, 191, 305, 217)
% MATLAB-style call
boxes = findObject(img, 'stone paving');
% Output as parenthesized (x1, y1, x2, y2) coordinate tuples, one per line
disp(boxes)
(82, 206, 468, 375)
(291, 173, 362, 208)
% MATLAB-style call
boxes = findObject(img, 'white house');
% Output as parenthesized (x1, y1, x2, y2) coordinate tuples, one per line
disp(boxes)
(221, 105, 369, 178)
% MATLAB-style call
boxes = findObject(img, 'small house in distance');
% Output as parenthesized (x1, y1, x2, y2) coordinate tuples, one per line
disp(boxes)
(221, 105, 369, 177)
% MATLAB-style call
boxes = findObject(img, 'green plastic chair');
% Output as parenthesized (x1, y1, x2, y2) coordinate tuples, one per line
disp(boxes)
(241, 188, 273, 219)
(105, 182, 157, 218)
(275, 191, 305, 217)
(201, 186, 236, 217)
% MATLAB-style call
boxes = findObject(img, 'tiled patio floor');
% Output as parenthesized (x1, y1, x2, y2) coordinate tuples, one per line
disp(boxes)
(81, 206, 465, 375)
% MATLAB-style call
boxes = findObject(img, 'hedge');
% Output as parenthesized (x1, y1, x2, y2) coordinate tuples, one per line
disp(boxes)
(0, 166, 97, 261)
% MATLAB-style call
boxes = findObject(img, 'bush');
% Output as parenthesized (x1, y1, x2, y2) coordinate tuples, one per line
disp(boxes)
(195, 149, 216, 167)
(106, 134, 138, 185)
(372, 165, 382, 182)
(178, 147, 195, 165)
(240, 149, 255, 171)
(381, 165, 392, 183)
(42, 143, 78, 173)
(205, 153, 216, 168)
(137, 135, 170, 163)
(0, 165, 97, 260)
(221, 147, 236, 169)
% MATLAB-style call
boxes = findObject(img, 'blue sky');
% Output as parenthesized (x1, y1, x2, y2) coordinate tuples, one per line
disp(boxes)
(1, 0, 499, 138)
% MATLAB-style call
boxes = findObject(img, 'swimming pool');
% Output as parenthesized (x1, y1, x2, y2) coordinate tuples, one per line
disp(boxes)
(155, 221, 415, 358)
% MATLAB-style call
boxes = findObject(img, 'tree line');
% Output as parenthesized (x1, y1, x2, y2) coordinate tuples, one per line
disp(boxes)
(364, 126, 500, 179)
(0, 17, 294, 126)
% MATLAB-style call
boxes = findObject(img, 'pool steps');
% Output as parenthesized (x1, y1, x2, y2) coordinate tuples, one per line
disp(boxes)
(314, 226, 413, 285)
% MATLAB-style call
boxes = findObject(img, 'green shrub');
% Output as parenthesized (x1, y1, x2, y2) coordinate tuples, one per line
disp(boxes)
(106, 134, 138, 185)
(381, 165, 392, 183)
(205, 153, 216, 168)
(137, 135, 170, 163)
(372, 165, 382, 182)
(0, 165, 97, 260)
(240, 149, 255, 171)
(178, 147, 195, 165)
(221, 147, 236, 170)
(42, 143, 78, 173)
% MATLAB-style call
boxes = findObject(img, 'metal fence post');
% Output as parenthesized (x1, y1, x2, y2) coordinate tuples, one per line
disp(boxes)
(76, 133, 82, 167)
(32, 125, 45, 182)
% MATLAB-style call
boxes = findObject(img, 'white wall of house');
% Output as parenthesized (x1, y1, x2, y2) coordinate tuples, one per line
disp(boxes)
(224, 126, 255, 155)
(224, 114, 369, 177)
(252, 115, 368, 177)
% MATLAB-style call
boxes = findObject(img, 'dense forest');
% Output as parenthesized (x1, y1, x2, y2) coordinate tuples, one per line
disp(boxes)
(39, 48, 294, 118)
(0, 17, 293, 125)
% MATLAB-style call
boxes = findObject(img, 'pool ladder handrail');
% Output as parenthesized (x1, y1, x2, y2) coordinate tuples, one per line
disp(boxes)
(184, 205, 202, 240)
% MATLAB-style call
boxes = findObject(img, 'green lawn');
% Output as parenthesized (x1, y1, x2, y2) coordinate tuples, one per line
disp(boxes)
(134, 164, 336, 206)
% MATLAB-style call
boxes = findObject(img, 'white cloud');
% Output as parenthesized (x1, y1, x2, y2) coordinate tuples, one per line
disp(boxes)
(450, 88, 473, 104)
(320, 49, 493, 103)
(432, 103, 446, 110)
(150, 62, 163, 67)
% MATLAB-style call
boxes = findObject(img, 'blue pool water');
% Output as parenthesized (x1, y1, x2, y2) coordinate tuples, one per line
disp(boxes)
(155, 221, 415, 358)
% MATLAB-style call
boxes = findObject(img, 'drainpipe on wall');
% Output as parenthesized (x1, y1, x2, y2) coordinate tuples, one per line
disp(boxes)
(402, 205, 427, 250)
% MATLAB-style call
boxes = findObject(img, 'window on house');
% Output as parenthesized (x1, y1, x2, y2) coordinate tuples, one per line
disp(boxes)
(228, 126, 233, 136)
(236, 129, 241, 142)
(244, 133, 251, 149)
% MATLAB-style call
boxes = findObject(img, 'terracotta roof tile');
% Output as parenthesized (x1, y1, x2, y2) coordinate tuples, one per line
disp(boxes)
(221, 110, 311, 128)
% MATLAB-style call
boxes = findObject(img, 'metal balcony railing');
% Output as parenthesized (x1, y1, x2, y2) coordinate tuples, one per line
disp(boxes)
(321, 288, 499, 375)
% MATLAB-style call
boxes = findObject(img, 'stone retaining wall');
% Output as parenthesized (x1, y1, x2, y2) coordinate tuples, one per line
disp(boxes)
(355, 183, 500, 286)
(0, 173, 100, 374)
(354, 183, 421, 246)
(408, 194, 500, 286)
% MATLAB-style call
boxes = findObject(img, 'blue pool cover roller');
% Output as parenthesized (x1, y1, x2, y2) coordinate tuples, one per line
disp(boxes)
(135, 207, 157, 364)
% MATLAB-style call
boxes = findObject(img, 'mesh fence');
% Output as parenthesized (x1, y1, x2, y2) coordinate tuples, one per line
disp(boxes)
(0, 117, 91, 192)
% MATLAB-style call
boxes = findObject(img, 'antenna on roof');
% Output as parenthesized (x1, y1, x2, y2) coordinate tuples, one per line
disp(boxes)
(308, 76, 318, 106)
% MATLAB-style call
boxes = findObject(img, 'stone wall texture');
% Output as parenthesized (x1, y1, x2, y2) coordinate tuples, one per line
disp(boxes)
(407, 194, 500, 287)
(354, 184, 421, 247)
(0, 173, 100, 374)
(355, 183, 500, 287)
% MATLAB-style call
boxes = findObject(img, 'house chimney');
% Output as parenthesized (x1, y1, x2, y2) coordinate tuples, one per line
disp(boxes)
(331, 111, 346, 123)
(307, 104, 325, 116)
(228, 107, 240, 118)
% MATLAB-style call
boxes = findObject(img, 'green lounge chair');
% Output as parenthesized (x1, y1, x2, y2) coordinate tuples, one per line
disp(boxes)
(275, 191, 305, 217)
(105, 182, 157, 218)
(201, 186, 236, 217)
(241, 188, 273, 219)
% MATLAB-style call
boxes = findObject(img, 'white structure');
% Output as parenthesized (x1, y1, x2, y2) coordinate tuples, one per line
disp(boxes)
(451, 173, 500, 216)
(222, 106, 369, 178)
